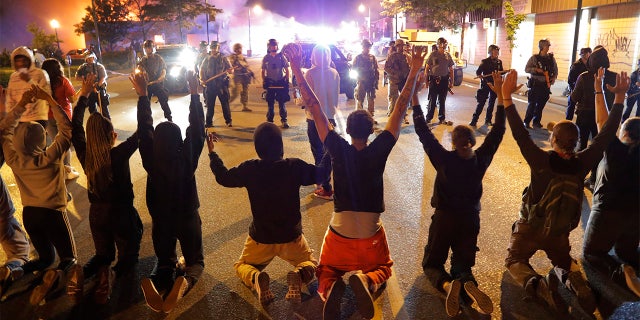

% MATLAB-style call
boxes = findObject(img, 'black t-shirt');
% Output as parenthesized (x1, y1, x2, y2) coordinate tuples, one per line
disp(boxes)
(593, 138, 639, 212)
(324, 130, 396, 213)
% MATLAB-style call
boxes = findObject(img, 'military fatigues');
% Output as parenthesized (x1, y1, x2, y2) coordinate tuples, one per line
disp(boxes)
(138, 53, 172, 121)
(425, 51, 455, 123)
(353, 53, 379, 114)
(199, 53, 232, 126)
(383, 52, 409, 115)
(228, 53, 254, 109)
(75, 61, 110, 119)
(524, 53, 557, 127)
(471, 57, 503, 126)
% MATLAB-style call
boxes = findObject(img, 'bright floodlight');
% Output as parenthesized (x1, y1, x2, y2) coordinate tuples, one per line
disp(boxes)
(50, 19, 60, 29)
(253, 5, 263, 15)
(358, 4, 365, 13)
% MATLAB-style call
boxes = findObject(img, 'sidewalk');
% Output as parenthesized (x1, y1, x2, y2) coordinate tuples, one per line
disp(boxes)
(461, 63, 570, 109)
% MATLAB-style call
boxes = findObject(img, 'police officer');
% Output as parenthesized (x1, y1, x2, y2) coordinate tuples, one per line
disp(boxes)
(524, 38, 558, 128)
(199, 41, 233, 127)
(195, 41, 209, 75)
(425, 37, 455, 125)
(566, 47, 591, 120)
(353, 39, 379, 117)
(75, 51, 110, 118)
(384, 38, 410, 120)
(138, 40, 172, 121)
(261, 39, 290, 128)
(470, 44, 503, 127)
(229, 43, 254, 112)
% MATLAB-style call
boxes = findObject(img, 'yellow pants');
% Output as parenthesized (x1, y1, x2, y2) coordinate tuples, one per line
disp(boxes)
(234, 235, 318, 287)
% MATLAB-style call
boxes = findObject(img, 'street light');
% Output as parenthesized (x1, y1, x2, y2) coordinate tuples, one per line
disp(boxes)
(50, 19, 61, 52)
(358, 4, 371, 40)
(248, 4, 263, 57)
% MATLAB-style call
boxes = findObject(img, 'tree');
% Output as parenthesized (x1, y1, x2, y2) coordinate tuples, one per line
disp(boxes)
(74, 0, 132, 52)
(382, 0, 500, 58)
(129, 0, 159, 44)
(145, 0, 222, 43)
(27, 23, 59, 57)
(504, 0, 526, 50)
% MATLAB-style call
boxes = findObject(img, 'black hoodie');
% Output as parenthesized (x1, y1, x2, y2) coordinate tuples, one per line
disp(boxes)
(571, 46, 617, 112)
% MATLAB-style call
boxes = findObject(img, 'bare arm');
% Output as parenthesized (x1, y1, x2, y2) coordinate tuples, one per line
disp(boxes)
(386, 46, 427, 139)
(594, 68, 608, 131)
(283, 43, 331, 142)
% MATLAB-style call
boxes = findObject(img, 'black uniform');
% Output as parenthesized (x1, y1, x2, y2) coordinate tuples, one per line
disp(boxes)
(566, 59, 589, 120)
(471, 57, 503, 126)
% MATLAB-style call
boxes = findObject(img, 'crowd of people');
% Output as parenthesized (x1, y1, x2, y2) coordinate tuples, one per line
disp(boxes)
(0, 37, 637, 320)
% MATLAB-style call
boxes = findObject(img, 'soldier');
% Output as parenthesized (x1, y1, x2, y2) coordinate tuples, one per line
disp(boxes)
(138, 40, 172, 122)
(425, 37, 455, 125)
(524, 39, 558, 128)
(470, 44, 503, 127)
(199, 41, 233, 127)
(353, 39, 379, 118)
(261, 39, 290, 128)
(75, 51, 110, 119)
(384, 38, 410, 123)
(195, 41, 209, 76)
(228, 43, 254, 112)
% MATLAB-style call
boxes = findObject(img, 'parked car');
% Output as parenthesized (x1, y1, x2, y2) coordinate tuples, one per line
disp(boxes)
(65, 49, 87, 65)
(154, 45, 196, 93)
(297, 42, 356, 100)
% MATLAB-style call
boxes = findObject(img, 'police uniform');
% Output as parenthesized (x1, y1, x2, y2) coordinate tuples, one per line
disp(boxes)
(524, 52, 557, 127)
(471, 56, 503, 126)
(425, 50, 455, 123)
(261, 52, 290, 124)
(75, 55, 110, 118)
(138, 52, 172, 121)
(200, 49, 232, 127)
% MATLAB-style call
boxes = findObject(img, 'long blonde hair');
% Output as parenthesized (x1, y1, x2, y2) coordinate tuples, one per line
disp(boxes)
(85, 113, 114, 197)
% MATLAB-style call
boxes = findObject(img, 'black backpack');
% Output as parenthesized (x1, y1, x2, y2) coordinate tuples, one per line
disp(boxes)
(520, 173, 583, 237)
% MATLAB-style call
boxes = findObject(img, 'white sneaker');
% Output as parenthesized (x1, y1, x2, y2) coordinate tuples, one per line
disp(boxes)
(65, 166, 80, 180)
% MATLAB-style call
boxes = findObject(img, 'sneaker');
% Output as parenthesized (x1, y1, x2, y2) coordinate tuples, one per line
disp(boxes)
(566, 271, 596, 313)
(439, 119, 453, 126)
(285, 270, 302, 302)
(444, 280, 461, 317)
(532, 122, 543, 128)
(254, 271, 274, 305)
(141, 278, 164, 312)
(162, 276, 188, 313)
(313, 187, 334, 201)
(463, 281, 493, 315)
(94, 266, 115, 304)
(404, 117, 410, 124)
(30, 269, 62, 306)
(524, 122, 532, 129)
(226, 122, 233, 128)
(282, 121, 290, 129)
(622, 264, 640, 297)
(322, 280, 345, 320)
(469, 121, 478, 127)
(534, 272, 564, 312)
(65, 166, 80, 180)
(66, 263, 84, 303)
(349, 272, 375, 319)
(241, 106, 252, 112)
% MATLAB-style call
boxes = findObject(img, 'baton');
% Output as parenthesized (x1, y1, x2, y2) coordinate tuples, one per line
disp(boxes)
(473, 70, 508, 79)
(201, 71, 228, 87)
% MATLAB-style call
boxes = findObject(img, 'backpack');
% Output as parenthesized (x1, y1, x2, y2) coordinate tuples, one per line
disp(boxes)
(520, 173, 583, 237)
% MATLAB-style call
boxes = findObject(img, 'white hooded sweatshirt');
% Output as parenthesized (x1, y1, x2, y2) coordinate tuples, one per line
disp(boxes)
(4, 47, 51, 122)
(303, 45, 340, 121)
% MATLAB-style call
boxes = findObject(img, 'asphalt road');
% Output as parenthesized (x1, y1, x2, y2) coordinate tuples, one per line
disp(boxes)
(0, 58, 636, 320)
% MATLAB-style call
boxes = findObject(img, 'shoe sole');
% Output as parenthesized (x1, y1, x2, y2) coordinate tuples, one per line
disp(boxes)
(141, 278, 164, 312)
(323, 280, 345, 320)
(30, 269, 60, 306)
(162, 276, 188, 313)
(445, 280, 461, 317)
(255, 272, 274, 305)
(349, 274, 374, 319)
(463, 282, 493, 315)
(623, 265, 640, 297)
(313, 193, 334, 201)
(285, 271, 301, 302)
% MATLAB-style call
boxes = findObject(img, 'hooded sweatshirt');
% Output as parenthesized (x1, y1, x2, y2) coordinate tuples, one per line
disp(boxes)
(304, 45, 339, 121)
(5, 47, 51, 122)
(0, 93, 71, 211)
(571, 46, 617, 113)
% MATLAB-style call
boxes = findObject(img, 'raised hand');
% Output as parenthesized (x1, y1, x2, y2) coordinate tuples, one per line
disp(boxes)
(410, 46, 427, 70)
(605, 71, 630, 104)
(206, 131, 220, 153)
(80, 73, 96, 97)
(129, 71, 148, 97)
(18, 86, 36, 105)
(486, 71, 504, 96)
(501, 70, 522, 97)
(594, 67, 604, 92)
(282, 43, 303, 69)
(186, 70, 198, 94)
